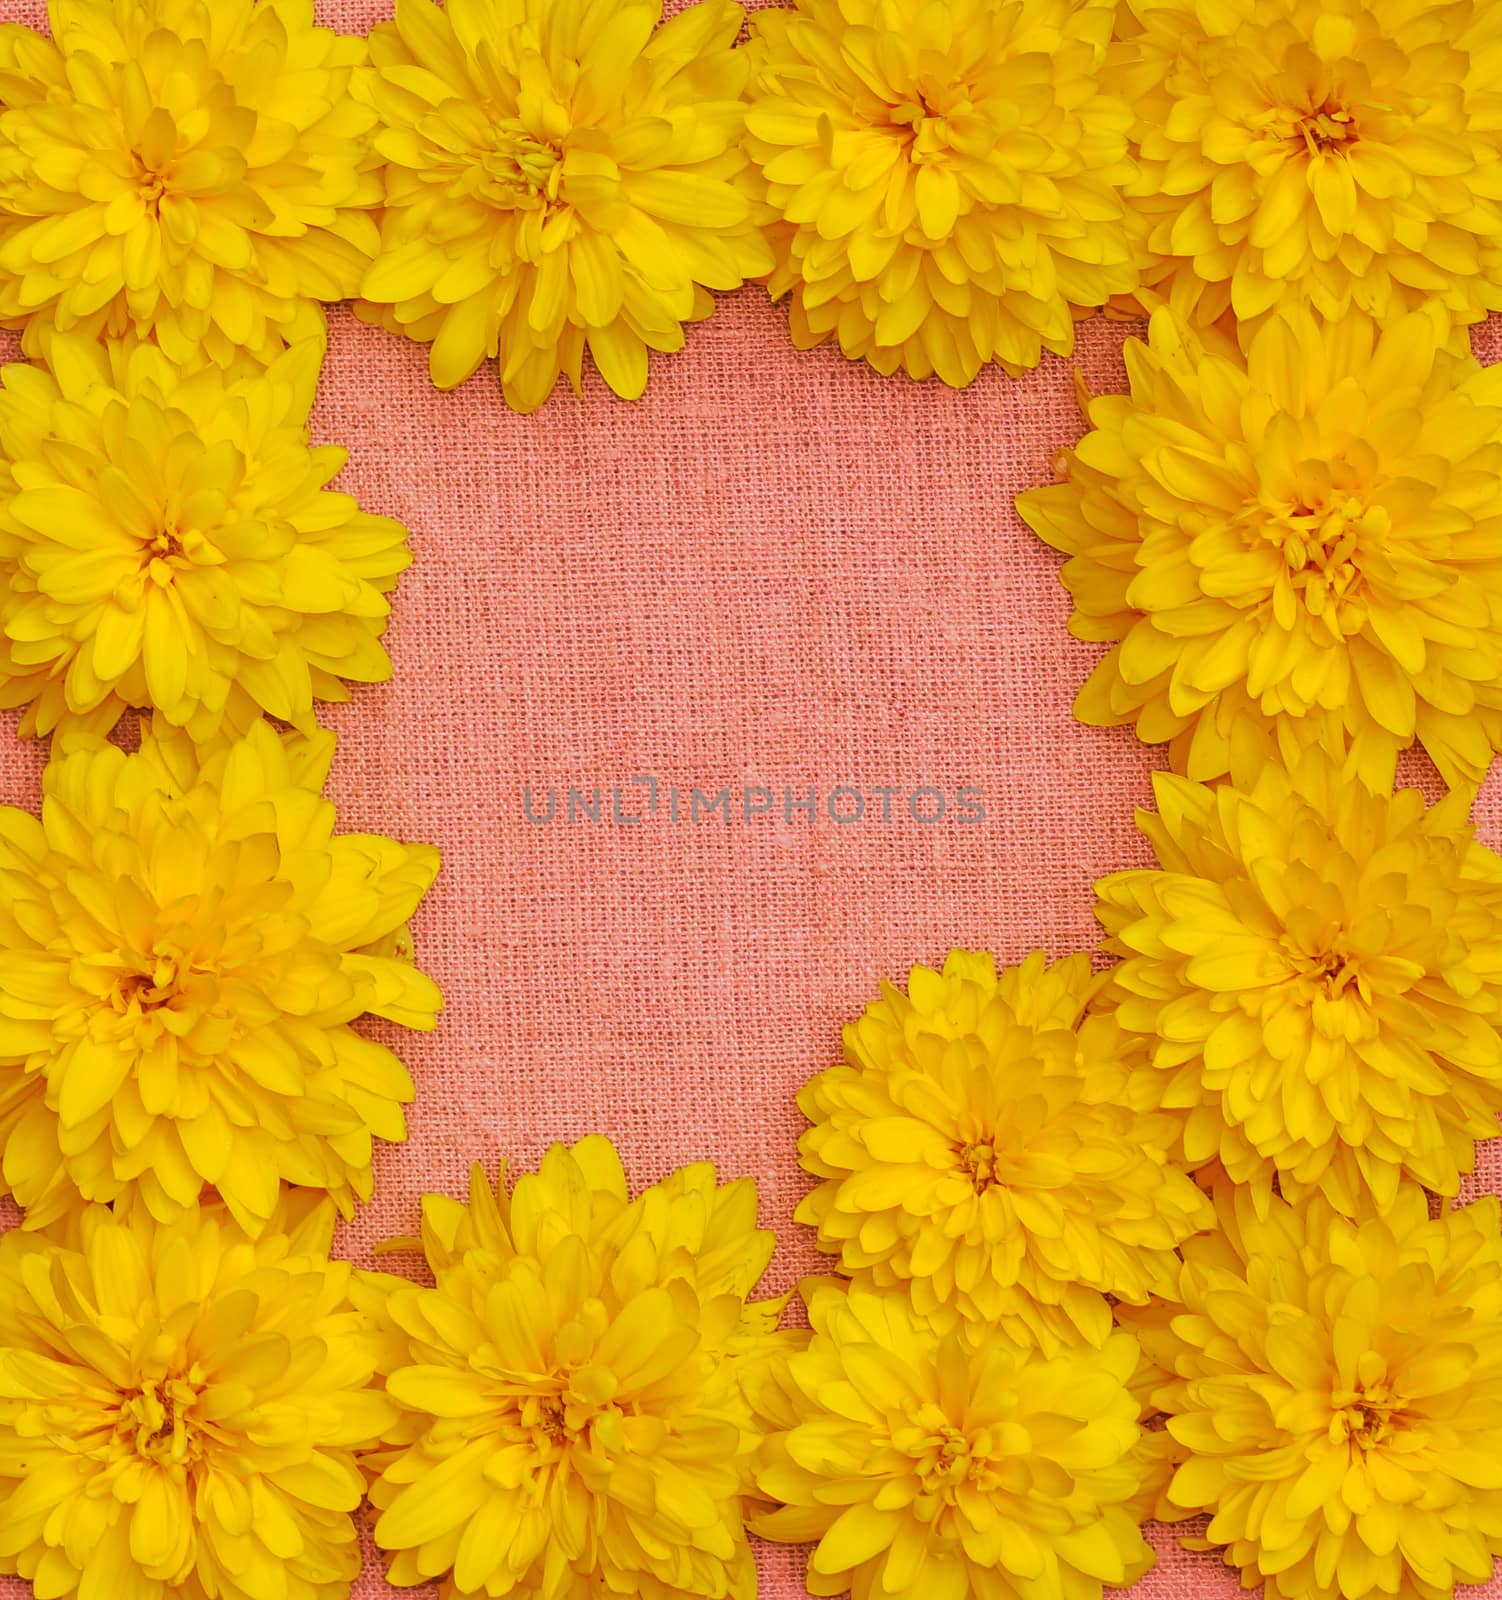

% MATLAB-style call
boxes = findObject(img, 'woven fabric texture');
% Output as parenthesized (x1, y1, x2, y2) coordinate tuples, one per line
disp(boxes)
(2, 2, 1502, 1591)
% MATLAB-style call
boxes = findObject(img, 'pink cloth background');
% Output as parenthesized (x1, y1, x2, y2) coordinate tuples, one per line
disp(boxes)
(2, 3, 1502, 1593)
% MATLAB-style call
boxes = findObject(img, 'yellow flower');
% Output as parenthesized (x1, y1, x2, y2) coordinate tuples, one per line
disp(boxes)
(751, 1278, 1156, 1600)
(1113, 0, 1502, 339)
(1018, 305, 1502, 790)
(358, 1138, 794, 1600)
(0, 335, 413, 744)
(797, 949, 1210, 1351)
(0, 0, 379, 367)
(0, 716, 442, 1233)
(0, 1191, 395, 1600)
(355, 0, 770, 414)
(741, 0, 1138, 386)
(1096, 745, 1502, 1217)
(1127, 1184, 1502, 1600)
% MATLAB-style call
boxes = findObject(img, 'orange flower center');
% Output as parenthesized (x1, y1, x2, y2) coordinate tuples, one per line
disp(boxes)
(129, 106, 187, 212)
(958, 1139, 1004, 1192)
(898, 1404, 999, 1501)
(509, 1367, 623, 1461)
(118, 1375, 206, 1467)
(108, 942, 210, 1018)
(1331, 1382, 1402, 1451)
(133, 165, 171, 210)
(1241, 462, 1391, 626)
(471, 119, 560, 209)
(140, 516, 214, 586)
(1296, 98, 1359, 156)
(890, 84, 974, 162)
(1268, 496, 1366, 579)
(112, 969, 177, 1015)
(147, 523, 186, 579)
(1289, 940, 1361, 999)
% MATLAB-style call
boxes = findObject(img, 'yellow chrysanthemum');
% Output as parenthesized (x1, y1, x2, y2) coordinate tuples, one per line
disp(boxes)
(741, 0, 1138, 385)
(797, 949, 1210, 1351)
(1018, 305, 1502, 790)
(0, 716, 442, 1233)
(0, 336, 412, 744)
(0, 1191, 395, 1600)
(0, 0, 379, 366)
(355, 0, 770, 414)
(1113, 0, 1502, 339)
(1127, 1184, 1502, 1600)
(751, 1278, 1155, 1600)
(1096, 745, 1502, 1216)
(356, 1137, 794, 1600)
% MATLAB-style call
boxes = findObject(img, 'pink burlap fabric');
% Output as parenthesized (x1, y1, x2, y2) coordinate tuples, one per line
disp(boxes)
(2, 3, 1502, 1591)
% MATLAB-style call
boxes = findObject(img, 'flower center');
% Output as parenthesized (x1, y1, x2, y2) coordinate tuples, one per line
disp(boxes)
(142, 519, 210, 586)
(1242, 472, 1390, 625)
(1296, 98, 1359, 156)
(118, 1375, 205, 1468)
(100, 932, 231, 1035)
(958, 1140, 1003, 1192)
(112, 969, 175, 1015)
(895, 1403, 998, 1502)
(505, 1391, 579, 1459)
(472, 119, 561, 208)
(135, 168, 170, 209)
(1290, 940, 1360, 999)
(109, 943, 200, 1016)
(890, 86, 971, 162)
(509, 1364, 622, 1461)
(1268, 496, 1364, 575)
(1331, 1383, 1401, 1451)
(129, 106, 185, 213)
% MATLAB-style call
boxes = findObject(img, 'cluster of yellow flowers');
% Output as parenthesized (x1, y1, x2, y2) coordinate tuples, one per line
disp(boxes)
(2, 1, 1502, 1600)
(357, 1140, 799, 1600)
(0, 4, 454, 1598)
(3, 0, 1499, 412)
(992, 5, 1502, 1600)
(770, 764, 1502, 1600)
